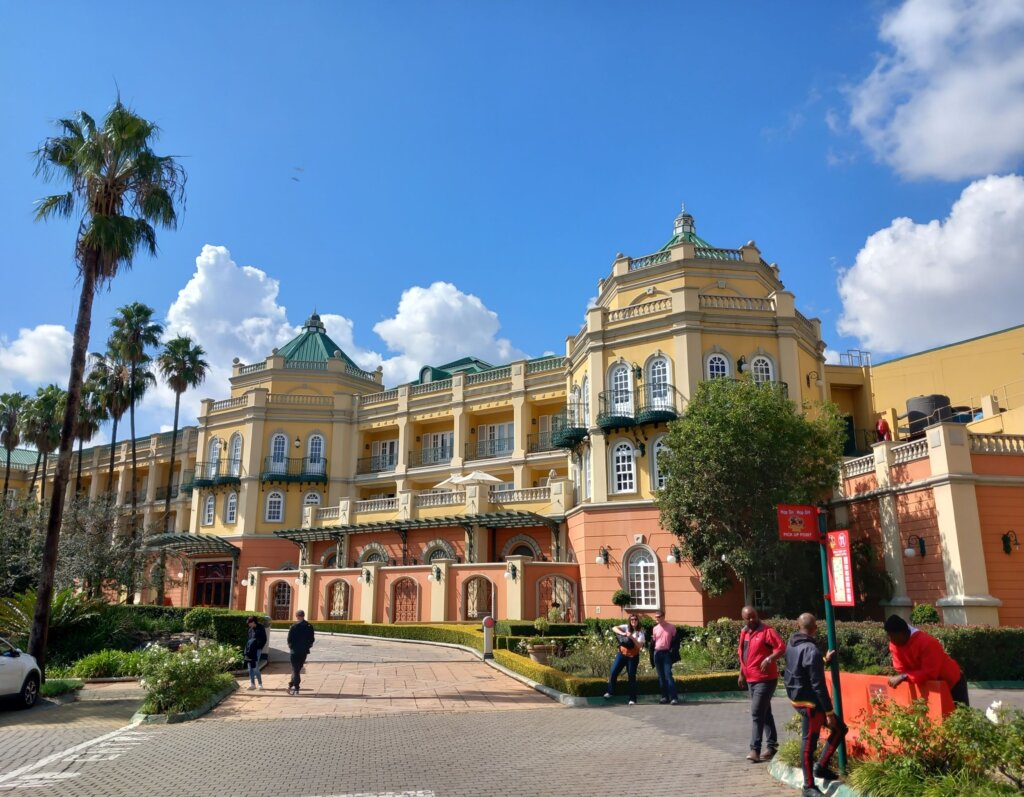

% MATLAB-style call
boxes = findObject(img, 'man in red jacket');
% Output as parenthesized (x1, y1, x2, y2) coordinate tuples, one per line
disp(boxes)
(737, 606, 786, 762)
(884, 614, 969, 706)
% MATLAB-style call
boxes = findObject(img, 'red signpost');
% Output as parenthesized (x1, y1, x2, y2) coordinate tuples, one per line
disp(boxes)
(776, 504, 820, 541)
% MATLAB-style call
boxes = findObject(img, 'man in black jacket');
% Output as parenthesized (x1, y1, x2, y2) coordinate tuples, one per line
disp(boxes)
(286, 610, 315, 695)
(783, 613, 847, 797)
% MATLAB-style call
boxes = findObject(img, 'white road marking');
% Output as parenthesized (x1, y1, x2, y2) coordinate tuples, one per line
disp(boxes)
(307, 792, 437, 797)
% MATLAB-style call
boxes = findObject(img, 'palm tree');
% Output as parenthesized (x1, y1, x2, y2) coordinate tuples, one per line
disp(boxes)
(155, 336, 208, 605)
(26, 385, 66, 504)
(88, 352, 131, 493)
(109, 302, 163, 530)
(0, 392, 29, 502)
(73, 383, 107, 495)
(30, 98, 186, 670)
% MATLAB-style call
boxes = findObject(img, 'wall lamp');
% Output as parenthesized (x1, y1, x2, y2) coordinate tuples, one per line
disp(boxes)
(293, 436, 301, 449)
(427, 565, 443, 582)
(666, 544, 682, 565)
(239, 574, 255, 588)
(1002, 530, 1021, 555)
(631, 363, 643, 382)
(357, 568, 372, 584)
(595, 546, 610, 566)
(904, 534, 926, 558)
(737, 355, 747, 374)
(295, 571, 308, 586)
(503, 563, 518, 581)
(806, 370, 824, 388)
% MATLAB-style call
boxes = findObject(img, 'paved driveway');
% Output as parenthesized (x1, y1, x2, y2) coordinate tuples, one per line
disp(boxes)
(207, 630, 554, 720)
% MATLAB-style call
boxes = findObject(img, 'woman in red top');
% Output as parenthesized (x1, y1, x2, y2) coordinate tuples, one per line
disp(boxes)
(737, 606, 786, 762)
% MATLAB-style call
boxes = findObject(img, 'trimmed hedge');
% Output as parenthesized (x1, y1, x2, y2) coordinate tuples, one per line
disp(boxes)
(209, 611, 267, 650)
(492, 649, 739, 697)
(494, 620, 585, 637)
(115, 605, 190, 622)
(271, 621, 485, 651)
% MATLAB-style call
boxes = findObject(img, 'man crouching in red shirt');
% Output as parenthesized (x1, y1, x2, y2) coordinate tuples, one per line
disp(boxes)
(884, 614, 969, 706)
(737, 606, 785, 762)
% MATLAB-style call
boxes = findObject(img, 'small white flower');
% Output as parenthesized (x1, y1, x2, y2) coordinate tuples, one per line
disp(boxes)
(715, 637, 722, 643)
(986, 700, 1003, 724)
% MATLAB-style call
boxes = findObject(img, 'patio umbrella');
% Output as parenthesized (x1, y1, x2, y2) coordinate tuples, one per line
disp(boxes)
(432, 475, 463, 489)
(456, 471, 504, 485)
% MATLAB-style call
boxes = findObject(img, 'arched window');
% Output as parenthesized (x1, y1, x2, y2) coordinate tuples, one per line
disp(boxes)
(652, 437, 669, 490)
(428, 548, 450, 562)
(502, 534, 540, 559)
(326, 580, 349, 620)
(581, 376, 590, 425)
(706, 353, 730, 380)
(510, 544, 534, 557)
(224, 491, 238, 523)
(463, 576, 493, 620)
(611, 441, 636, 494)
(364, 552, 384, 563)
(570, 384, 582, 425)
(228, 433, 243, 476)
(303, 491, 322, 506)
(422, 538, 456, 562)
(307, 434, 325, 476)
(270, 433, 287, 474)
(202, 494, 215, 525)
(265, 490, 284, 522)
(582, 447, 592, 500)
(272, 581, 292, 621)
(751, 355, 773, 384)
(647, 356, 670, 406)
(538, 575, 577, 622)
(609, 364, 632, 415)
(626, 547, 658, 609)
(206, 437, 220, 478)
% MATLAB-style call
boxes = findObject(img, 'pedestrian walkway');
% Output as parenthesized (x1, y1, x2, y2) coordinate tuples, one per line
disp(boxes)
(206, 630, 554, 721)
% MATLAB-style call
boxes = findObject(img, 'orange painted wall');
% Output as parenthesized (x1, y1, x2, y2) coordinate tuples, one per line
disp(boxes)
(896, 490, 945, 605)
(843, 473, 878, 495)
(976, 485, 1024, 627)
(891, 457, 931, 485)
(971, 454, 1024, 477)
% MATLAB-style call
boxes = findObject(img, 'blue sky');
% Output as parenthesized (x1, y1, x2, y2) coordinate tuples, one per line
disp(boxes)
(1, 1, 1022, 437)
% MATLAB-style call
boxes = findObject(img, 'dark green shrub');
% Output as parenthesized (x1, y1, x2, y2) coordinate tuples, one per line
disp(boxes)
(70, 649, 145, 678)
(911, 603, 941, 625)
(611, 589, 632, 608)
(208, 611, 261, 650)
(183, 607, 214, 637)
(272, 621, 486, 651)
(494, 620, 585, 637)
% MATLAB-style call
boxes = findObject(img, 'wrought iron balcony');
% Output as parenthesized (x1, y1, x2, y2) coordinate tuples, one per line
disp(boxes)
(180, 470, 194, 494)
(154, 485, 180, 501)
(550, 404, 588, 449)
(527, 432, 558, 454)
(356, 454, 397, 475)
(260, 456, 328, 483)
(635, 383, 683, 425)
(597, 389, 636, 431)
(408, 447, 453, 468)
(465, 438, 514, 461)
(192, 458, 242, 488)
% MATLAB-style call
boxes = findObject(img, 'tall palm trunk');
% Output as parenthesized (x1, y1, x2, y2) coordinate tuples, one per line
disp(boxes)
(29, 453, 42, 497)
(3, 449, 11, 502)
(40, 451, 49, 504)
(76, 436, 84, 495)
(126, 362, 139, 605)
(29, 258, 97, 673)
(156, 390, 182, 606)
(106, 416, 119, 493)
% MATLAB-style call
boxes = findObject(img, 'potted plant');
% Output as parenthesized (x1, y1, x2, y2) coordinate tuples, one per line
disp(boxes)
(526, 617, 556, 665)
(611, 589, 632, 614)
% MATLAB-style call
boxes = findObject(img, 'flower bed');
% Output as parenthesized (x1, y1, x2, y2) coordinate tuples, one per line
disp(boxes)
(137, 643, 238, 715)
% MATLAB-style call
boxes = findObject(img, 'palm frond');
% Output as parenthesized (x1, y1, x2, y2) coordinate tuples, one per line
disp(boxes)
(34, 191, 77, 221)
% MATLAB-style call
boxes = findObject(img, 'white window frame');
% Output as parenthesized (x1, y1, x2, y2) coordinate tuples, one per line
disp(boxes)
(265, 490, 285, 523)
(228, 433, 243, 476)
(582, 447, 592, 500)
(270, 433, 288, 473)
(706, 353, 730, 380)
(225, 491, 238, 524)
(646, 355, 671, 401)
(202, 494, 215, 526)
(307, 434, 325, 475)
(652, 436, 669, 490)
(750, 355, 774, 384)
(206, 437, 221, 478)
(625, 546, 659, 609)
(609, 364, 633, 415)
(303, 491, 322, 506)
(581, 375, 590, 425)
(610, 440, 637, 494)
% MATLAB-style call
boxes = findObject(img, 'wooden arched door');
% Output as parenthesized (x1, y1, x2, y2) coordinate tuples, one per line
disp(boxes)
(271, 581, 293, 620)
(464, 576, 493, 619)
(392, 577, 418, 622)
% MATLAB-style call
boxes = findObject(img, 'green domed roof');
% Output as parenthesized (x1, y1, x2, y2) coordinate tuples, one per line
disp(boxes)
(276, 312, 359, 370)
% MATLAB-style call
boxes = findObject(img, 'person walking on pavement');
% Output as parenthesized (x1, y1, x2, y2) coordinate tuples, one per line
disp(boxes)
(244, 615, 267, 690)
(884, 614, 970, 706)
(604, 613, 646, 705)
(737, 606, 786, 762)
(784, 613, 847, 796)
(649, 610, 679, 705)
(286, 609, 315, 695)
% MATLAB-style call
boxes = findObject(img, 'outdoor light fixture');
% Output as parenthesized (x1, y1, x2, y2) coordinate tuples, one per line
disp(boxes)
(239, 578, 248, 588)
(1002, 530, 1021, 555)
(631, 363, 643, 382)
(294, 436, 301, 449)
(805, 370, 824, 388)
(503, 563, 518, 581)
(357, 568, 372, 584)
(427, 565, 443, 582)
(176, 570, 184, 579)
(295, 571, 308, 586)
(249, 573, 256, 586)
(667, 545, 682, 564)
(595, 546, 610, 565)
(737, 355, 747, 374)
(904, 534, 926, 558)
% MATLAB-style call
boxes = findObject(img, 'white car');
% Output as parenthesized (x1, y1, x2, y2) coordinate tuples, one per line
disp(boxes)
(0, 637, 40, 709)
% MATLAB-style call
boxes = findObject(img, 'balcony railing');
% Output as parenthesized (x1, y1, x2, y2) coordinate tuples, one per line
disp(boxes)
(551, 404, 588, 449)
(489, 486, 550, 503)
(192, 459, 243, 488)
(355, 497, 397, 513)
(465, 438, 514, 461)
(635, 384, 683, 425)
(155, 485, 180, 501)
(356, 454, 397, 475)
(597, 389, 636, 430)
(260, 456, 328, 483)
(407, 447, 453, 468)
(414, 490, 466, 508)
(181, 470, 194, 494)
(527, 432, 559, 454)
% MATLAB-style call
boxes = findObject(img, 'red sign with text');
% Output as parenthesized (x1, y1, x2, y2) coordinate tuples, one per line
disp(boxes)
(776, 504, 819, 542)
(827, 530, 856, 607)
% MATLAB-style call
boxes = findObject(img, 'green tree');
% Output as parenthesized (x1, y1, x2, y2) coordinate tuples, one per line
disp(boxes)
(25, 385, 67, 504)
(0, 392, 29, 502)
(30, 98, 186, 671)
(108, 302, 162, 532)
(154, 336, 207, 605)
(73, 382, 107, 495)
(87, 352, 131, 493)
(657, 378, 845, 616)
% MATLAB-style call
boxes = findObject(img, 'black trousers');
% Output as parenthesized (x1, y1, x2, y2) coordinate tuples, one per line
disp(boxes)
(289, 652, 308, 689)
(950, 674, 970, 706)
(796, 706, 847, 788)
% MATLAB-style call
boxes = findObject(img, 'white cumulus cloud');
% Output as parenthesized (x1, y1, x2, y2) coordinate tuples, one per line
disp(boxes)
(0, 324, 74, 393)
(837, 174, 1024, 354)
(849, 0, 1024, 180)
(372, 282, 528, 384)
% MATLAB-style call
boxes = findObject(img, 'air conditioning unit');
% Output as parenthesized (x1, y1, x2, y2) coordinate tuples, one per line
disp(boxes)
(633, 534, 644, 545)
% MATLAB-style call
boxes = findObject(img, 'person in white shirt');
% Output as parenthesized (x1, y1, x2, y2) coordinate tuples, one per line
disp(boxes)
(603, 614, 646, 705)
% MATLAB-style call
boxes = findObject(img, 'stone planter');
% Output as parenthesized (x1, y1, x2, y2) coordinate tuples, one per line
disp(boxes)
(528, 644, 557, 665)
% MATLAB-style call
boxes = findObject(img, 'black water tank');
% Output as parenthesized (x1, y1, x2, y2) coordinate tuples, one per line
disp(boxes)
(902, 395, 952, 438)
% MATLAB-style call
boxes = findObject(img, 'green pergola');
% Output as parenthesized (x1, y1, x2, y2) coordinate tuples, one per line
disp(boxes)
(144, 533, 240, 557)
